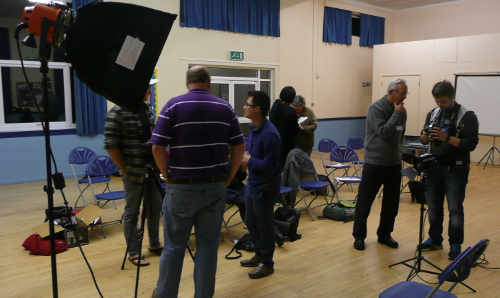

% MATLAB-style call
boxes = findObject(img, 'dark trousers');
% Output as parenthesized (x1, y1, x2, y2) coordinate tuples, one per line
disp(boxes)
(245, 189, 278, 268)
(353, 163, 402, 240)
(425, 165, 468, 245)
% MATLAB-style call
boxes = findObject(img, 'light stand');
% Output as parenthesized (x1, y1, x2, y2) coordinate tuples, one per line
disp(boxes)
(388, 169, 476, 292)
(477, 135, 500, 169)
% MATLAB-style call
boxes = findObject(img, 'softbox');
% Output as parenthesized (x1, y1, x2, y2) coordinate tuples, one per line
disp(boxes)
(65, 2, 177, 112)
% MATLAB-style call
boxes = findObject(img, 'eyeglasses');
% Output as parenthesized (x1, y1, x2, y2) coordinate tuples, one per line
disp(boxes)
(394, 90, 409, 96)
(244, 103, 257, 107)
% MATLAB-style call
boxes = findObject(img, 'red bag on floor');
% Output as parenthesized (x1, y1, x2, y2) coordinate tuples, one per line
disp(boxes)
(22, 233, 68, 256)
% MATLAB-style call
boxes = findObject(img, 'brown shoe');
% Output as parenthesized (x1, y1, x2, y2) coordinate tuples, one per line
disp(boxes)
(248, 264, 274, 279)
(240, 255, 261, 267)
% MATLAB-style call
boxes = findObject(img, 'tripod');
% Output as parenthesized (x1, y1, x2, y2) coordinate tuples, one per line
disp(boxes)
(120, 165, 194, 297)
(388, 172, 476, 292)
(477, 135, 500, 169)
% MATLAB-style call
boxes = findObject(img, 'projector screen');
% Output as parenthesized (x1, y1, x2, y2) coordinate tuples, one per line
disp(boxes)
(454, 74, 500, 136)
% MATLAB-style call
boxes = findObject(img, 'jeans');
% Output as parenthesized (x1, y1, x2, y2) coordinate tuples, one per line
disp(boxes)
(353, 163, 401, 240)
(244, 188, 278, 268)
(425, 165, 469, 245)
(122, 175, 162, 256)
(156, 182, 226, 298)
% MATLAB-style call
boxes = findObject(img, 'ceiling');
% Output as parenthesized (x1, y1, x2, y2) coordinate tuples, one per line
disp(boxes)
(0, 0, 469, 20)
(335, 0, 469, 11)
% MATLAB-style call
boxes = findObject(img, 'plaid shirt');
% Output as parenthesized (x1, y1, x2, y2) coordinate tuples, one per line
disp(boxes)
(104, 102, 155, 183)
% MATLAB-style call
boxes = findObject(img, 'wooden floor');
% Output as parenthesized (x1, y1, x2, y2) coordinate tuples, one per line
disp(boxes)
(1, 151, 499, 298)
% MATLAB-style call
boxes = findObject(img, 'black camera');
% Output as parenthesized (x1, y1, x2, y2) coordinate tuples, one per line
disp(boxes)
(424, 124, 434, 133)
(402, 153, 437, 172)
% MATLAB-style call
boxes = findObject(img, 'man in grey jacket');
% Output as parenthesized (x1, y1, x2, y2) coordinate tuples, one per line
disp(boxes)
(352, 77, 408, 250)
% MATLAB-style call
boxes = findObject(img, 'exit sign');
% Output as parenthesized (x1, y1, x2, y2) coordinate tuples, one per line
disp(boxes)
(230, 51, 244, 60)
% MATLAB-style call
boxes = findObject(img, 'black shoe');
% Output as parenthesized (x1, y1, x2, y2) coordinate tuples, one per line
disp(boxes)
(448, 244, 462, 260)
(240, 255, 261, 267)
(248, 264, 274, 279)
(354, 239, 365, 250)
(378, 237, 399, 248)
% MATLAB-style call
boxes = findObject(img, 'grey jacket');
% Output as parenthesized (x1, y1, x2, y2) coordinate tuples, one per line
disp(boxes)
(364, 96, 407, 166)
(281, 149, 317, 206)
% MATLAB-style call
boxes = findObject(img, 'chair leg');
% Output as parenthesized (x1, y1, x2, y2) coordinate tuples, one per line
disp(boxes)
(99, 216, 107, 238)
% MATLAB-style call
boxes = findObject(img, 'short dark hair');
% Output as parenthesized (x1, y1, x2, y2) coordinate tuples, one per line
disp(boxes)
(432, 80, 455, 98)
(186, 66, 210, 84)
(248, 90, 270, 117)
(279, 86, 296, 104)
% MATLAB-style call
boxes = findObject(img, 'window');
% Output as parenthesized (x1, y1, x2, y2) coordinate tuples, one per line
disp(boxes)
(206, 67, 273, 124)
(0, 60, 74, 132)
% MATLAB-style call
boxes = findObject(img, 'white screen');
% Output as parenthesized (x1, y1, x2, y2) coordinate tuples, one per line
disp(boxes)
(455, 75, 500, 136)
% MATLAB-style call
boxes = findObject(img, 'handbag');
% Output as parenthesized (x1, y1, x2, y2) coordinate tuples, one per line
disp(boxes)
(225, 233, 254, 260)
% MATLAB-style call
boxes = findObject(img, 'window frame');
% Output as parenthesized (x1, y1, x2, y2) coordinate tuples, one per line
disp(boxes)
(0, 59, 74, 132)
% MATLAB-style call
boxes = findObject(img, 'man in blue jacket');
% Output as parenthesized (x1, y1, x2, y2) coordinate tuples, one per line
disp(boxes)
(240, 90, 281, 278)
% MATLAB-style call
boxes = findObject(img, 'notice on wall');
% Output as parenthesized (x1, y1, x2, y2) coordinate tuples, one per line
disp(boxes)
(115, 35, 145, 71)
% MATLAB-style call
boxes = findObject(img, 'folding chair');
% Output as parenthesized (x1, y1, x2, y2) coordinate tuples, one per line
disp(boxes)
(380, 239, 490, 298)
(68, 147, 110, 207)
(222, 204, 243, 242)
(278, 186, 293, 206)
(330, 146, 362, 202)
(347, 136, 365, 175)
(86, 156, 122, 209)
(317, 138, 341, 176)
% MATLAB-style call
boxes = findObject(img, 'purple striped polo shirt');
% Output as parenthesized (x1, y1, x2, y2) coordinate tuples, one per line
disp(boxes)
(150, 88, 244, 178)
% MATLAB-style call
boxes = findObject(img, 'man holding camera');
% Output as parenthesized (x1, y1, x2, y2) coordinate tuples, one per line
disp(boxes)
(352, 77, 407, 250)
(419, 80, 479, 259)
(104, 79, 163, 266)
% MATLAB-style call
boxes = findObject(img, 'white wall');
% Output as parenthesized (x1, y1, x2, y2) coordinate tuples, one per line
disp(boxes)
(373, 33, 500, 164)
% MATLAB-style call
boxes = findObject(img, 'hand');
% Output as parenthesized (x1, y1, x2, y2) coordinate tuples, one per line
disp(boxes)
(241, 152, 251, 169)
(299, 125, 304, 130)
(394, 102, 406, 113)
(430, 127, 447, 141)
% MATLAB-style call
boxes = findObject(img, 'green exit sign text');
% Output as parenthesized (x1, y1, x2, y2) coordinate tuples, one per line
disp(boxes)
(230, 51, 244, 60)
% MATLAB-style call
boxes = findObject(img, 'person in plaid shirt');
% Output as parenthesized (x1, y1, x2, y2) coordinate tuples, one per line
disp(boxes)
(104, 79, 163, 266)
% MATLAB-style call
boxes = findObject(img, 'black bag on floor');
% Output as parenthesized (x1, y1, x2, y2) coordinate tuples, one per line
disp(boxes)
(274, 207, 302, 242)
(409, 180, 426, 204)
(321, 203, 355, 222)
(225, 233, 254, 260)
(313, 174, 335, 196)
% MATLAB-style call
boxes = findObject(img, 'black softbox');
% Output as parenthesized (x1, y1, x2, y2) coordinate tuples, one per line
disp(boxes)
(65, 2, 177, 112)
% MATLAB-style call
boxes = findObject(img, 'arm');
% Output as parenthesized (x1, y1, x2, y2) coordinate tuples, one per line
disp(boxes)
(367, 103, 404, 140)
(301, 108, 317, 132)
(106, 147, 127, 177)
(152, 144, 169, 184)
(226, 144, 245, 186)
(246, 133, 281, 172)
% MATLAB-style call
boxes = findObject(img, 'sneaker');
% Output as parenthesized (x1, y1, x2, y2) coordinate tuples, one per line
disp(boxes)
(418, 238, 443, 251)
(240, 255, 261, 267)
(449, 244, 462, 260)
(248, 263, 274, 279)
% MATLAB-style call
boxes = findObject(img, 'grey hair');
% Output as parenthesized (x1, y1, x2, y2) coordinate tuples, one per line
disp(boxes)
(387, 77, 407, 94)
(292, 95, 306, 107)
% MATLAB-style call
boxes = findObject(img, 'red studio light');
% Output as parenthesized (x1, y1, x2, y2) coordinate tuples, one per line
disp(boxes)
(21, 4, 62, 44)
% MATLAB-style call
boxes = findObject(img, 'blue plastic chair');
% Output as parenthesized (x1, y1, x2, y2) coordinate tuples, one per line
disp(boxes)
(380, 239, 490, 298)
(347, 136, 365, 175)
(68, 147, 110, 207)
(329, 146, 362, 201)
(317, 138, 346, 176)
(86, 156, 122, 209)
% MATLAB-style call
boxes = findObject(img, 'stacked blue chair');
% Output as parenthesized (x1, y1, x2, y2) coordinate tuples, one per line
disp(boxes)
(347, 136, 365, 175)
(329, 146, 362, 202)
(68, 147, 109, 207)
(317, 138, 347, 177)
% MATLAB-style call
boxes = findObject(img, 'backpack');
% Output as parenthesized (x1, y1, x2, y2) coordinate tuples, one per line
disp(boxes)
(321, 202, 355, 222)
(274, 207, 302, 242)
(225, 233, 254, 260)
(409, 180, 426, 204)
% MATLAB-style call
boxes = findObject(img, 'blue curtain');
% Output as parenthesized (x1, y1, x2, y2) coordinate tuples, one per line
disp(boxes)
(72, 0, 106, 134)
(181, 0, 280, 37)
(360, 14, 385, 47)
(323, 7, 352, 45)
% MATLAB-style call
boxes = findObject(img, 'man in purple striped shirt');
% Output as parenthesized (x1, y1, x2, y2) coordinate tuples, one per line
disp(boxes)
(151, 66, 245, 298)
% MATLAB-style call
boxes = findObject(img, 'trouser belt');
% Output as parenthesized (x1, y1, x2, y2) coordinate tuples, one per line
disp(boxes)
(170, 175, 227, 184)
